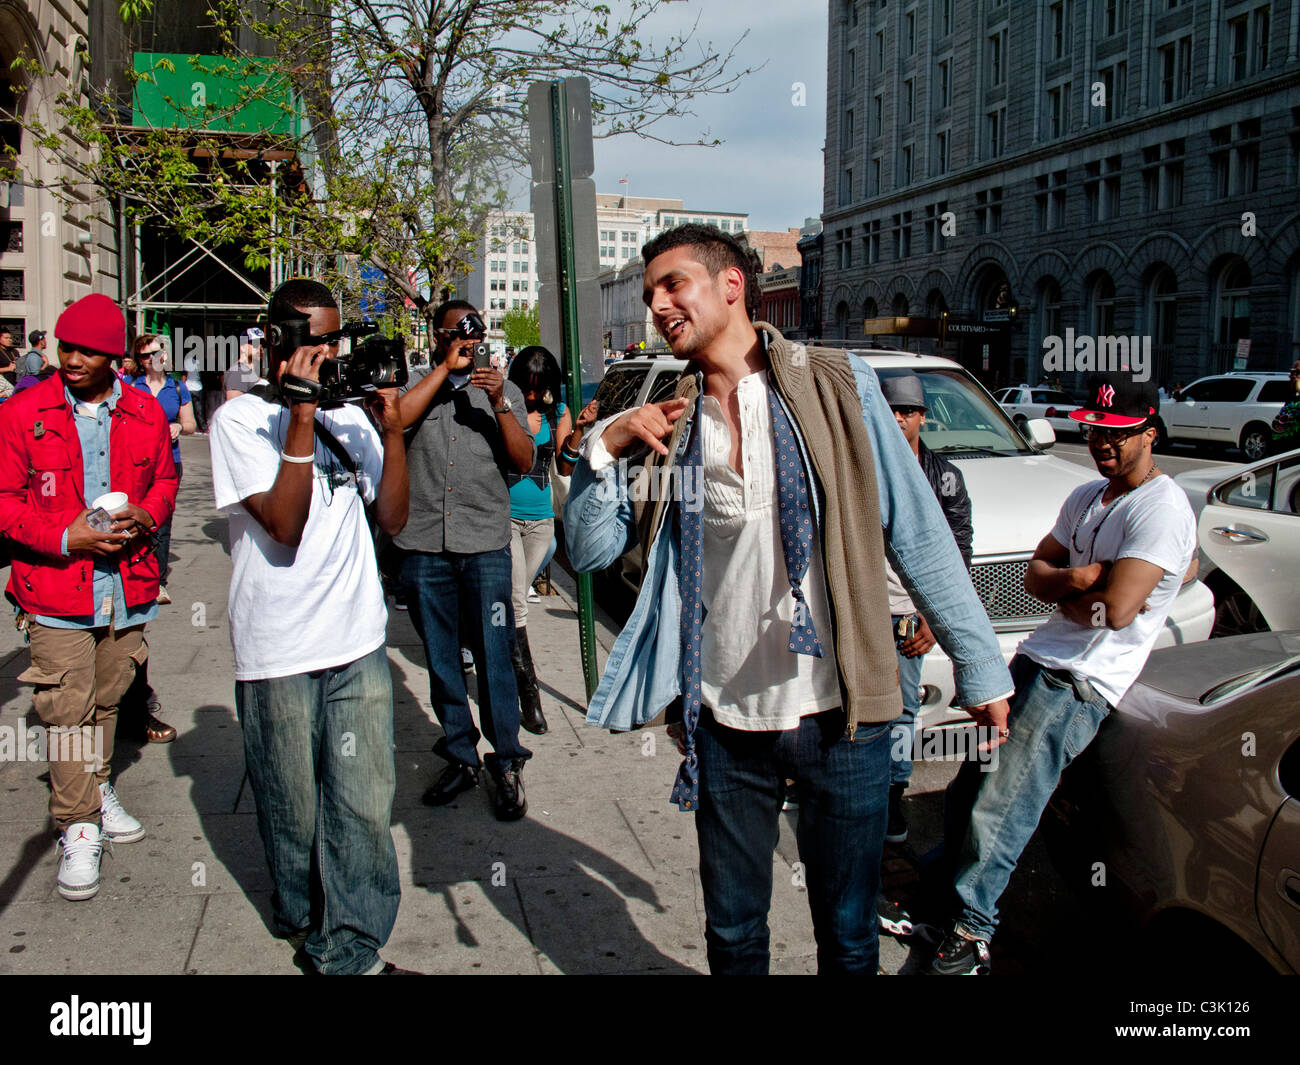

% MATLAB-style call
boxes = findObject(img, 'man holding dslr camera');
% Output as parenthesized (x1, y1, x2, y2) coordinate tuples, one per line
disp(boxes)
(209, 278, 411, 975)
(397, 300, 535, 821)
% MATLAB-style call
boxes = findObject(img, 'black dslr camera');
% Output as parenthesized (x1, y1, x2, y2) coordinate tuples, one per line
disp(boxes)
(445, 310, 490, 369)
(271, 318, 409, 407)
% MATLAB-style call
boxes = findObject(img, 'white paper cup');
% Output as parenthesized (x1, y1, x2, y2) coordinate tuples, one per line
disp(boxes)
(92, 491, 129, 516)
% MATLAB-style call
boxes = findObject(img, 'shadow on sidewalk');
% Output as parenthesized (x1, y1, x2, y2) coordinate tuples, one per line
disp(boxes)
(386, 647, 694, 975)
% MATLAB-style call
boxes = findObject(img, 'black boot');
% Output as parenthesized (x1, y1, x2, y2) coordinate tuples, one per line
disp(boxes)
(511, 627, 548, 736)
(489, 759, 528, 822)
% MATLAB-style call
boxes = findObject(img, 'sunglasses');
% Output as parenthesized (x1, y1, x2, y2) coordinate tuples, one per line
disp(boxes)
(1082, 424, 1147, 444)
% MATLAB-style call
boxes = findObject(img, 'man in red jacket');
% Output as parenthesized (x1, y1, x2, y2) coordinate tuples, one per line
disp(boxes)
(0, 294, 177, 901)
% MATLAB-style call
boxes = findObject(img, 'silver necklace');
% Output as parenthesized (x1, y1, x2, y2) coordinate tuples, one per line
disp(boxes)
(1071, 464, 1159, 559)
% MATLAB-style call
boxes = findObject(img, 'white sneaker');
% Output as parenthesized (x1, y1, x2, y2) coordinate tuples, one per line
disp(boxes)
(57, 822, 103, 901)
(98, 782, 145, 843)
(526, 587, 541, 603)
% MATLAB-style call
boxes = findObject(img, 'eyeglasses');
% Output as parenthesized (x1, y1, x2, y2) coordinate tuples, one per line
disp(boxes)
(1082, 425, 1146, 444)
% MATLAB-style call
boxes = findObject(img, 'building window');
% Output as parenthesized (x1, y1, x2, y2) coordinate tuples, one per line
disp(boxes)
(936, 0, 953, 37)
(1034, 169, 1068, 231)
(1084, 155, 1122, 221)
(837, 228, 852, 270)
(987, 31, 1006, 86)
(934, 129, 949, 175)
(1090, 274, 1117, 337)
(936, 59, 951, 109)
(847, 48, 857, 88)
(985, 109, 1004, 159)
(1049, 1, 1070, 59)
(873, 93, 884, 137)
(1290, 107, 1300, 186)
(1157, 35, 1193, 103)
(843, 108, 855, 149)
(905, 11, 916, 55)
(891, 211, 913, 259)
(902, 144, 914, 185)
(867, 219, 882, 264)
(1102, 0, 1127, 37)
(840, 167, 854, 206)
(875, 29, 885, 67)
(924, 200, 949, 253)
(976, 187, 1003, 234)
(1038, 279, 1063, 351)
(1046, 82, 1071, 138)
(1227, 6, 1270, 81)
(904, 79, 915, 124)
(1210, 120, 1261, 198)
(1098, 62, 1126, 122)
(871, 155, 882, 195)
(1141, 139, 1184, 211)
(1149, 267, 1177, 355)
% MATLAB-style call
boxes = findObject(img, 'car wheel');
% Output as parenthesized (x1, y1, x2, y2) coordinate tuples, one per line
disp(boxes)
(1239, 422, 1270, 462)
(1210, 583, 1270, 638)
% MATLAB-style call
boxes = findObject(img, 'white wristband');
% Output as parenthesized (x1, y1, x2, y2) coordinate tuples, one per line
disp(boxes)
(281, 450, 314, 464)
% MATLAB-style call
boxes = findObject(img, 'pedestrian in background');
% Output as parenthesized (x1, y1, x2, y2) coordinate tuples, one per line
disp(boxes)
(397, 300, 535, 821)
(224, 328, 264, 398)
(125, 334, 195, 605)
(20, 329, 49, 379)
(503, 346, 596, 736)
(0, 294, 177, 900)
(0, 327, 18, 384)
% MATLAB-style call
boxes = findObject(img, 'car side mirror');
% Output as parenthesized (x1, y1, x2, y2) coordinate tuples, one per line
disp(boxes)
(1027, 418, 1056, 449)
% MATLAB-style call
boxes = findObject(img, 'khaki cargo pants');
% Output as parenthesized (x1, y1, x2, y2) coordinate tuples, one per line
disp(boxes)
(20, 621, 148, 829)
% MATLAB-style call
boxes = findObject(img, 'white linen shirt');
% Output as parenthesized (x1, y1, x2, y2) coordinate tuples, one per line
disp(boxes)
(589, 371, 841, 730)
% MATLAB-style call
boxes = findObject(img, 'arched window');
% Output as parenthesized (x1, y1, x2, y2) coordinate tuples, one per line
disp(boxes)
(891, 294, 909, 316)
(926, 289, 948, 316)
(1088, 272, 1116, 337)
(863, 297, 879, 320)
(834, 300, 850, 339)
(1216, 259, 1252, 345)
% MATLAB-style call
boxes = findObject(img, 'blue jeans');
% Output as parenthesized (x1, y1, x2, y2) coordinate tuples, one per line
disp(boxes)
(400, 548, 531, 771)
(235, 645, 400, 975)
(694, 708, 892, 974)
(888, 614, 926, 785)
(945, 654, 1110, 941)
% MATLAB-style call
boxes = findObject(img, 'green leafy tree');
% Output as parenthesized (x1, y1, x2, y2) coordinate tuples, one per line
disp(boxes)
(5, 1, 750, 323)
(501, 304, 540, 350)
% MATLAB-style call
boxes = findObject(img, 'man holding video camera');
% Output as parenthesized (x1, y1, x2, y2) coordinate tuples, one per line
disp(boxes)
(209, 279, 412, 975)
(397, 300, 535, 821)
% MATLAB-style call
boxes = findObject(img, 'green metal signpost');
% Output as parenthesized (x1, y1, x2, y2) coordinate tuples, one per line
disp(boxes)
(531, 78, 600, 700)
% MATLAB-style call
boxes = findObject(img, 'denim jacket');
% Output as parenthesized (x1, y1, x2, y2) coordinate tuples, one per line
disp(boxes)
(563, 352, 1012, 734)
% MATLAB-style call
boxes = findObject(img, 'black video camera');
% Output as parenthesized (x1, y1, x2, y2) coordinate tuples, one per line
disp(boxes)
(271, 318, 409, 407)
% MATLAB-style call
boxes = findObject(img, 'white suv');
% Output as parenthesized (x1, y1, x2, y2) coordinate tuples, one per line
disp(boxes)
(1164, 372, 1291, 461)
(583, 350, 1216, 731)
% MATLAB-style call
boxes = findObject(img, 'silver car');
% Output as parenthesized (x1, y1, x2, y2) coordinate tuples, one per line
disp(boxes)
(1046, 631, 1300, 974)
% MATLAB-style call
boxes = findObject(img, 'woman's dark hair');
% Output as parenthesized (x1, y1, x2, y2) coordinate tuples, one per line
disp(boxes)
(507, 346, 562, 409)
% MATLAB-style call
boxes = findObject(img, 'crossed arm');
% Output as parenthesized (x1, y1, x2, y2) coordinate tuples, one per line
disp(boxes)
(1024, 533, 1166, 631)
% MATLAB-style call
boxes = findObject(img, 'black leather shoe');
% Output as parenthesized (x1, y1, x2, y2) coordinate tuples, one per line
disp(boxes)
(511, 627, 548, 736)
(422, 762, 479, 806)
(489, 759, 527, 822)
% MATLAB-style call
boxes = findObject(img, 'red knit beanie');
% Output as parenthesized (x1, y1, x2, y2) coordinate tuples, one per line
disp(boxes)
(54, 294, 126, 358)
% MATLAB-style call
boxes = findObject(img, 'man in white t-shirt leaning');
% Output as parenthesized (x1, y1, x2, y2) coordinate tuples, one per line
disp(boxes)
(930, 372, 1196, 975)
(209, 279, 412, 975)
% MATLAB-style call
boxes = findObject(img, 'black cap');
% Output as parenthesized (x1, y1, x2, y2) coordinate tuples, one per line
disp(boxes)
(880, 371, 928, 411)
(29, 329, 46, 345)
(1069, 374, 1159, 429)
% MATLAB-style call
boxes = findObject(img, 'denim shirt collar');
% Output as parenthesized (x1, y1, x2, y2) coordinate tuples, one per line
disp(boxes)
(64, 376, 122, 414)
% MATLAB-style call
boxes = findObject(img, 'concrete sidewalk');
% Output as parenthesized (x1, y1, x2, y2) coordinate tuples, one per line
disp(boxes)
(0, 433, 938, 975)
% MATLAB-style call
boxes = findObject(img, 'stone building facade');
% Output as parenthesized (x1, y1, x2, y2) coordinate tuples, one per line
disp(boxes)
(820, 0, 1300, 390)
(1, 0, 121, 342)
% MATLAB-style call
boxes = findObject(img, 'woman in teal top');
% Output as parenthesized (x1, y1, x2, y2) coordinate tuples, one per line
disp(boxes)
(505, 347, 597, 734)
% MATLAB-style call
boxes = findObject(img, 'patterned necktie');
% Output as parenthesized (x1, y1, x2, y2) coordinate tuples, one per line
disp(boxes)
(768, 381, 824, 657)
(670, 404, 704, 812)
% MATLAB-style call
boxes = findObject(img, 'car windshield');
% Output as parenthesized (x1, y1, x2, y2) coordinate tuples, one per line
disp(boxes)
(874, 367, 1034, 454)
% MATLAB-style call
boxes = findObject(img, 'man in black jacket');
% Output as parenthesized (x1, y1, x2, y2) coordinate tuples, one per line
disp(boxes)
(880, 372, 972, 842)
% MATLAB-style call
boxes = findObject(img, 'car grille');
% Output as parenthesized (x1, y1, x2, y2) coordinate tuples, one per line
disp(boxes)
(970, 559, 1052, 625)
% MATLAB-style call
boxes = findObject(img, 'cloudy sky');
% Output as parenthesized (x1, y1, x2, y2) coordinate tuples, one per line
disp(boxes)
(528, 1, 829, 232)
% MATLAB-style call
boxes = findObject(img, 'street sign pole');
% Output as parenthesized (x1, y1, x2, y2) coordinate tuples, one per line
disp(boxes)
(548, 80, 599, 702)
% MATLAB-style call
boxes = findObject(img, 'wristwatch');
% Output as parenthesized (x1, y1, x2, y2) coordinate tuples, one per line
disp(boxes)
(493, 397, 513, 414)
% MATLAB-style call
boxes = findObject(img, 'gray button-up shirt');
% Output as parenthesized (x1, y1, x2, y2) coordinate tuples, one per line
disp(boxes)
(397, 366, 533, 554)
